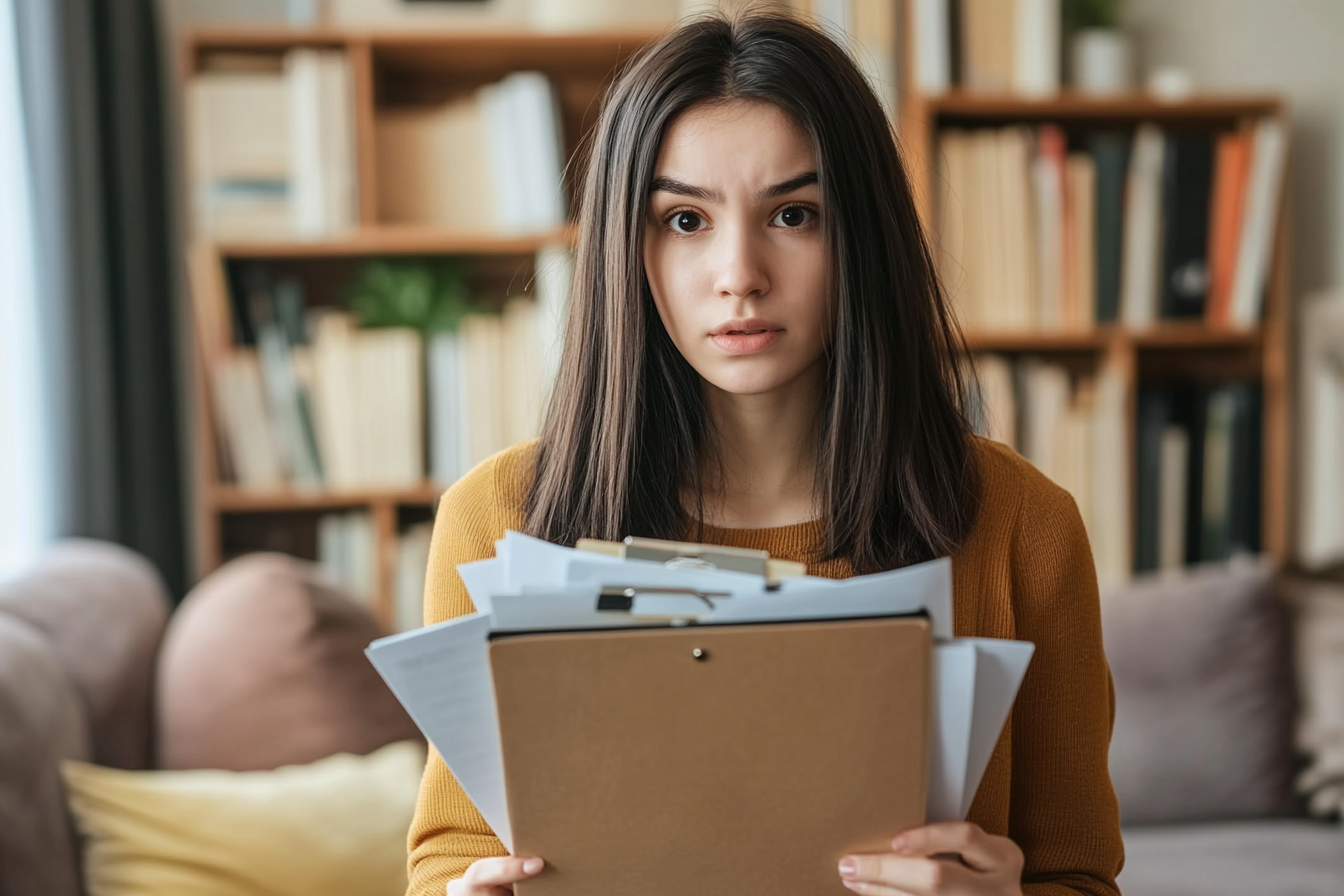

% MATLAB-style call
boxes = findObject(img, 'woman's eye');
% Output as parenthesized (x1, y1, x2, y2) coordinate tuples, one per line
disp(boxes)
(667, 210, 705, 234)
(772, 205, 815, 228)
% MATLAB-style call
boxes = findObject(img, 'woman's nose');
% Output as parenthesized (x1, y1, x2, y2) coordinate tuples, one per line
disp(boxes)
(711, 222, 771, 300)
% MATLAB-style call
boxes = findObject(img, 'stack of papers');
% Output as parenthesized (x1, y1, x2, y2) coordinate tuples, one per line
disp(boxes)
(366, 531, 1033, 851)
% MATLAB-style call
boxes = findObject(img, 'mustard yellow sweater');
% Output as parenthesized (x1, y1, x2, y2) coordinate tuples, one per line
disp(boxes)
(406, 437, 1123, 896)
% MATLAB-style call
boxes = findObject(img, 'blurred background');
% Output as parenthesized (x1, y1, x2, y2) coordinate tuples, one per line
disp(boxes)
(1, 1, 1343, 895)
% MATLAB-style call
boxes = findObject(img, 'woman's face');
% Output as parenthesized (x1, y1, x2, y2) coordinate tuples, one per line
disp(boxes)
(643, 100, 831, 397)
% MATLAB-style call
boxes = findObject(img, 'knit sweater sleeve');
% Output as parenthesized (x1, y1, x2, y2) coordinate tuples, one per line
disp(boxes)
(405, 448, 530, 895)
(1009, 478, 1125, 896)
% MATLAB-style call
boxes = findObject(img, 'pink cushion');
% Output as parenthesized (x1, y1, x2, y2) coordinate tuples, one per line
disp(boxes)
(157, 553, 420, 771)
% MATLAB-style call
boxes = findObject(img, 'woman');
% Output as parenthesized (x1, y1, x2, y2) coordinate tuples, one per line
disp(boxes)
(408, 10, 1122, 896)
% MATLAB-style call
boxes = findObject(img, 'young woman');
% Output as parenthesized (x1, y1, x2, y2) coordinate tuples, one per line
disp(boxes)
(408, 11, 1122, 896)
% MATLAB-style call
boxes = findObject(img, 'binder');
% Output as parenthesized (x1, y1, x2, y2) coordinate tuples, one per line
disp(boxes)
(489, 613, 931, 896)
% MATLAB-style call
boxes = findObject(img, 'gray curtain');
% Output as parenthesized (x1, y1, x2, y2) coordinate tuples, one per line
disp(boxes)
(13, 0, 185, 596)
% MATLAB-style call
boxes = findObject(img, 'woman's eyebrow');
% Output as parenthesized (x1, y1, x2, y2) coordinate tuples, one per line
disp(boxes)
(648, 171, 819, 203)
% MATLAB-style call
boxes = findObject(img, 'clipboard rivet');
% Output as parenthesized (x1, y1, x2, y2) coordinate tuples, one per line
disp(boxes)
(692, 647, 708, 661)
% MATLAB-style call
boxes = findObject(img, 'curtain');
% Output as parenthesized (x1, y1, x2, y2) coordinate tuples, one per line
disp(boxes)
(0, 0, 53, 581)
(12, 0, 185, 596)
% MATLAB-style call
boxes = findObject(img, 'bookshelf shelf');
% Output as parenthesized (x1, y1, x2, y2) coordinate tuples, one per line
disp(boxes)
(212, 484, 443, 513)
(964, 325, 1264, 354)
(922, 92, 1283, 125)
(216, 226, 576, 260)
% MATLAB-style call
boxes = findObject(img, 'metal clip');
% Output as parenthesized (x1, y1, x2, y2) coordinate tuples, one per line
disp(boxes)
(596, 585, 727, 620)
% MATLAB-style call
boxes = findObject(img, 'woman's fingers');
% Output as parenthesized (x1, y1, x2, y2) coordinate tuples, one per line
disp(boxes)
(892, 822, 1018, 872)
(838, 853, 971, 896)
(448, 856, 545, 895)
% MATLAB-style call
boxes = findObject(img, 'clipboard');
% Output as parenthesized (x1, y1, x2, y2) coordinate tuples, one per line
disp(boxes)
(488, 613, 931, 895)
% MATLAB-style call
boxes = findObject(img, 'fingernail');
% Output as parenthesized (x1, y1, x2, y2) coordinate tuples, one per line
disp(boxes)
(891, 834, 909, 852)
(838, 858, 857, 877)
(522, 858, 543, 874)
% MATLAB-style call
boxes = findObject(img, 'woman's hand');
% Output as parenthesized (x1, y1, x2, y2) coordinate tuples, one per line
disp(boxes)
(446, 856, 544, 896)
(838, 822, 1024, 896)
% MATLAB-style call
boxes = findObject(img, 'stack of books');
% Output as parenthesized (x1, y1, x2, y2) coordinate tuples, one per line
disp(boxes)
(1134, 383, 1261, 573)
(210, 258, 564, 493)
(187, 49, 357, 238)
(968, 355, 1130, 586)
(376, 71, 567, 234)
(938, 119, 1286, 333)
(909, 0, 1060, 96)
(315, 513, 431, 632)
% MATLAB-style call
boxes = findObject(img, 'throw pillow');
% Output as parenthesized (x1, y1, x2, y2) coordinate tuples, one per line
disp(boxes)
(158, 552, 420, 771)
(62, 740, 425, 896)
(1102, 559, 1296, 825)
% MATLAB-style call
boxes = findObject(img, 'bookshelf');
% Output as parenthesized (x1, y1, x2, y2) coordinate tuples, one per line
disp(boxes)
(897, 5, 1291, 576)
(181, 28, 657, 629)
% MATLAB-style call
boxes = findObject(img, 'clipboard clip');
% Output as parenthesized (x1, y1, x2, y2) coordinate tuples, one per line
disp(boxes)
(577, 536, 807, 586)
(596, 585, 729, 622)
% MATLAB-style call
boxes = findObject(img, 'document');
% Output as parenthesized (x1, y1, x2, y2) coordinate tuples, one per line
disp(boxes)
(366, 531, 1032, 846)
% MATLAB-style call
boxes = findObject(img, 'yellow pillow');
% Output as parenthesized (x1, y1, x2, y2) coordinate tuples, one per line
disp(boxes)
(61, 740, 425, 896)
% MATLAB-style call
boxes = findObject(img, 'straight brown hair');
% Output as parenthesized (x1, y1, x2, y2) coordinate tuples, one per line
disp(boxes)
(525, 9, 980, 573)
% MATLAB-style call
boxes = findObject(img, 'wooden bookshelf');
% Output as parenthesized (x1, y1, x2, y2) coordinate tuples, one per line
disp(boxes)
(182, 27, 658, 629)
(898, 8, 1292, 569)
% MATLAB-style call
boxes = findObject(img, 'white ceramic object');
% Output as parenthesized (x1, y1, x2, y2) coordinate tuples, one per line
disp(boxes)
(1070, 28, 1133, 95)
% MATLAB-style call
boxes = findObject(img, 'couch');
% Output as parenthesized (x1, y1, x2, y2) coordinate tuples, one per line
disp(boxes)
(1, 541, 1341, 895)
(0, 540, 419, 896)
(1106, 562, 1344, 895)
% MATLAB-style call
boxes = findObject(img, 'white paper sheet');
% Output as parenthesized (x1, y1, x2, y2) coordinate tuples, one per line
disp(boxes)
(500, 530, 622, 594)
(771, 556, 954, 639)
(927, 641, 977, 822)
(564, 557, 766, 596)
(363, 612, 514, 851)
(457, 558, 505, 615)
(960, 638, 1035, 818)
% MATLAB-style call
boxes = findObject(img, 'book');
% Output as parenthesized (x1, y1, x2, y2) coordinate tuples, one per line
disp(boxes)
(186, 70, 291, 237)
(376, 95, 496, 231)
(1205, 132, 1252, 328)
(960, 0, 1014, 93)
(1133, 387, 1173, 574)
(502, 297, 546, 447)
(1119, 125, 1165, 327)
(1158, 425, 1190, 572)
(971, 353, 1016, 447)
(911, 0, 952, 93)
(1013, 0, 1060, 96)
(461, 313, 508, 469)
(212, 350, 287, 489)
(1228, 118, 1287, 327)
(1065, 153, 1097, 331)
(394, 522, 434, 632)
(1087, 133, 1130, 324)
(317, 510, 377, 608)
(1158, 133, 1214, 319)
(427, 331, 466, 487)
(1032, 127, 1067, 330)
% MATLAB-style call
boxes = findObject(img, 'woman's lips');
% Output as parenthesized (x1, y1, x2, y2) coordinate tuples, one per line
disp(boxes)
(709, 328, 783, 355)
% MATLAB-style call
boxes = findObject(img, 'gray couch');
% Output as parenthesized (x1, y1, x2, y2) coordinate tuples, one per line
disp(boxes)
(0, 540, 418, 896)
(1106, 562, 1344, 895)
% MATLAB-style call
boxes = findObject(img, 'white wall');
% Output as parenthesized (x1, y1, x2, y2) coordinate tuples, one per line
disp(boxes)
(1122, 0, 1344, 298)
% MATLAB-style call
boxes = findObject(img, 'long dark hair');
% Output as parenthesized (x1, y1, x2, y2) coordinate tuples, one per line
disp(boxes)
(525, 10, 980, 573)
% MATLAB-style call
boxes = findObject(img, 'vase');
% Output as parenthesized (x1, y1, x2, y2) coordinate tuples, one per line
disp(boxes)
(1070, 28, 1133, 95)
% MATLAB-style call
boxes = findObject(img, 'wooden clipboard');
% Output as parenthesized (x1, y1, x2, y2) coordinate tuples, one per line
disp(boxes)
(489, 614, 931, 895)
